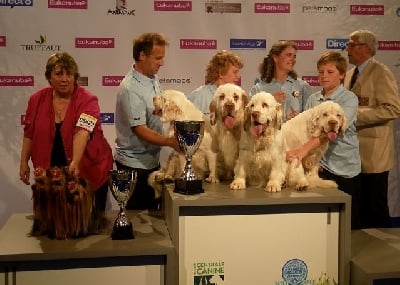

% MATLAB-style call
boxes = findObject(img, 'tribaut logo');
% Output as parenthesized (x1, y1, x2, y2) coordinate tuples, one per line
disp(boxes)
(326, 38, 348, 50)
(0, 0, 33, 7)
(230, 39, 266, 50)
(107, 0, 135, 15)
(20, 35, 62, 52)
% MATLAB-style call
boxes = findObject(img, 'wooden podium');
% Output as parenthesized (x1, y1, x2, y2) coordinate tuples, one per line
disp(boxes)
(164, 183, 351, 285)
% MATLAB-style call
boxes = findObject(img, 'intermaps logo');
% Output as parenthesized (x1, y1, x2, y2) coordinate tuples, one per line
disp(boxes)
(75, 38, 115, 48)
(101, 113, 114, 124)
(326, 38, 348, 50)
(255, 2, 290, 13)
(107, 0, 135, 15)
(230, 39, 266, 50)
(154, 1, 192, 11)
(180, 39, 217, 50)
(350, 5, 384, 15)
(20, 35, 62, 52)
(0, 0, 33, 7)
(48, 0, 87, 9)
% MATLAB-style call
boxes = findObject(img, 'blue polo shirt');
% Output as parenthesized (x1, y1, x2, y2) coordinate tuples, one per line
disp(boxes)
(114, 68, 163, 169)
(187, 84, 217, 116)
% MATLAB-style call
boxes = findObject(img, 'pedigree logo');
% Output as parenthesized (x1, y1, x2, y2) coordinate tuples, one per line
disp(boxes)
(102, 76, 124, 86)
(101, 113, 114, 124)
(0, 0, 33, 7)
(20, 35, 62, 52)
(205, 2, 241, 13)
(154, 0, 191, 11)
(0, 36, 5, 47)
(302, 76, 319, 87)
(0, 76, 34, 86)
(107, 0, 135, 15)
(326, 38, 348, 50)
(350, 5, 384, 15)
(288, 40, 314, 50)
(303, 4, 337, 13)
(378, 41, 400, 50)
(180, 39, 217, 50)
(48, 0, 87, 9)
(230, 39, 266, 50)
(75, 38, 115, 48)
(255, 3, 290, 13)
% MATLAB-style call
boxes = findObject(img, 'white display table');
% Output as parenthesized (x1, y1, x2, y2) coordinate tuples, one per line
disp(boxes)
(351, 228, 400, 285)
(0, 211, 174, 285)
(164, 183, 351, 285)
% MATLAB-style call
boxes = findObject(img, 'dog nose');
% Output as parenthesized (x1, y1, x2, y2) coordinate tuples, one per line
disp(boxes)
(251, 111, 260, 120)
(328, 119, 338, 127)
(225, 102, 234, 110)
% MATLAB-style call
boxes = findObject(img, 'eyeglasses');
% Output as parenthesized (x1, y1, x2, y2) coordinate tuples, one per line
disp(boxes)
(345, 42, 366, 49)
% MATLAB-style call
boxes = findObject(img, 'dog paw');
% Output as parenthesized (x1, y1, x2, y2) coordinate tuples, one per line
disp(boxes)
(265, 181, 282, 192)
(154, 172, 165, 183)
(205, 175, 219, 183)
(295, 178, 309, 191)
(230, 179, 246, 190)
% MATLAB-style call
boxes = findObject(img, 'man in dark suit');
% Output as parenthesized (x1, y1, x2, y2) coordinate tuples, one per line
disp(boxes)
(344, 29, 400, 228)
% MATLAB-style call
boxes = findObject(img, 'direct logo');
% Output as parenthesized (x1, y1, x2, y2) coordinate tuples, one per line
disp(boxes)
(350, 4, 384, 15)
(0, 0, 33, 8)
(75, 38, 115, 48)
(107, 0, 135, 15)
(154, 0, 192, 11)
(255, 3, 290, 13)
(20, 35, 62, 52)
(48, 0, 87, 9)
(205, 1, 241, 13)
(326, 38, 348, 50)
(0, 36, 5, 47)
(282, 259, 308, 285)
(230, 39, 266, 50)
(101, 113, 114, 124)
(180, 39, 217, 50)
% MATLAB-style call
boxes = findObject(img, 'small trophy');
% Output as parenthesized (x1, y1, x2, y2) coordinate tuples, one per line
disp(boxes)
(108, 169, 137, 240)
(174, 120, 205, 195)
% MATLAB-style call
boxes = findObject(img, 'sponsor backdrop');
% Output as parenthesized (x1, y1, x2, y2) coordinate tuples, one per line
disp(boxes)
(0, 0, 400, 230)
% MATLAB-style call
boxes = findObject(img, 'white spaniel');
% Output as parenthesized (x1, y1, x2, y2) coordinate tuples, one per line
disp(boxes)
(150, 89, 218, 194)
(209, 83, 249, 181)
(230, 92, 285, 190)
(266, 101, 347, 192)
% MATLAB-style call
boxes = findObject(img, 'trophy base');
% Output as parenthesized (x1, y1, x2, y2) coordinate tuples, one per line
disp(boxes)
(111, 223, 135, 240)
(174, 178, 204, 195)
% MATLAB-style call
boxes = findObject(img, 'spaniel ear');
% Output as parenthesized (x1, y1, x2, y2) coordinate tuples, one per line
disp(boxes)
(243, 104, 252, 131)
(339, 111, 348, 138)
(241, 92, 249, 110)
(307, 109, 321, 137)
(274, 103, 283, 130)
(209, 99, 217, 126)
(163, 100, 182, 121)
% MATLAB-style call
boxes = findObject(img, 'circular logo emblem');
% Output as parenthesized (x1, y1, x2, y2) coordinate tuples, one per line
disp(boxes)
(282, 259, 308, 285)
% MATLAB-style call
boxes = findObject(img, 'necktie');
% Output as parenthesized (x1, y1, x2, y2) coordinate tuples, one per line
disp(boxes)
(350, 67, 359, 89)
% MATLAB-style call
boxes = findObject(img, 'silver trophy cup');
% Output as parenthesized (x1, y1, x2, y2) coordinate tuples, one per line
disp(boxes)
(108, 169, 137, 239)
(174, 120, 205, 195)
